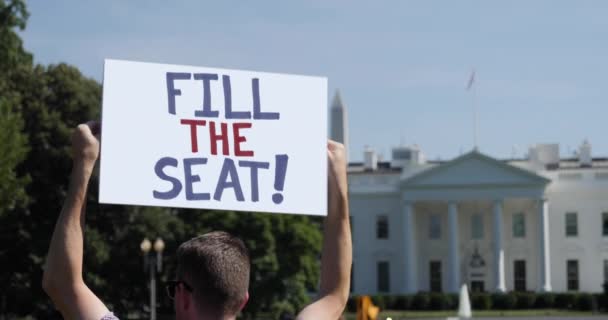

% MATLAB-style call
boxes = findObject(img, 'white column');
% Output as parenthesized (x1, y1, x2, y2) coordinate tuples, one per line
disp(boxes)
(403, 201, 418, 293)
(493, 200, 506, 292)
(537, 198, 552, 292)
(448, 202, 460, 293)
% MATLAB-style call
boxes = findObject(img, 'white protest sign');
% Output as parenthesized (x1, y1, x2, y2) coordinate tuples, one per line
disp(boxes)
(99, 59, 327, 216)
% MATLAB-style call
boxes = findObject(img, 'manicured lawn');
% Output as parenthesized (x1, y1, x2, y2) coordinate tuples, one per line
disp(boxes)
(342, 309, 605, 319)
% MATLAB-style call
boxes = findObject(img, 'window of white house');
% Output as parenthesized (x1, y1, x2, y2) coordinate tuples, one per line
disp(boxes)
(565, 212, 578, 237)
(376, 215, 388, 239)
(471, 213, 483, 239)
(512, 213, 525, 238)
(377, 261, 390, 293)
(514, 260, 526, 291)
(567, 260, 579, 291)
(429, 261, 442, 292)
(604, 260, 608, 287)
(429, 214, 441, 239)
(602, 212, 608, 236)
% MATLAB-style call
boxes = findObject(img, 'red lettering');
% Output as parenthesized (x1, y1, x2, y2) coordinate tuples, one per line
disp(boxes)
(233, 122, 254, 157)
(180, 119, 207, 153)
(209, 121, 229, 156)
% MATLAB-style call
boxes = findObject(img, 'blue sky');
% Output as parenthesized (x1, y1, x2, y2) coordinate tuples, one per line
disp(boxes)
(20, 1, 608, 161)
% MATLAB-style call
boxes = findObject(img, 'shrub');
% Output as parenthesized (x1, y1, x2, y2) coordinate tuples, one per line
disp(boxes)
(270, 300, 295, 320)
(491, 293, 516, 309)
(555, 293, 577, 310)
(346, 296, 357, 313)
(384, 295, 399, 309)
(535, 293, 555, 309)
(576, 293, 593, 311)
(515, 292, 536, 309)
(598, 294, 608, 311)
(371, 295, 387, 310)
(412, 292, 431, 310)
(429, 292, 449, 310)
(393, 295, 413, 310)
(505, 292, 518, 309)
(447, 293, 459, 309)
(471, 293, 492, 310)
(592, 294, 602, 311)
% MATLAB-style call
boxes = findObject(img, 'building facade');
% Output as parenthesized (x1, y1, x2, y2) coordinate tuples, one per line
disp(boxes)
(331, 93, 608, 294)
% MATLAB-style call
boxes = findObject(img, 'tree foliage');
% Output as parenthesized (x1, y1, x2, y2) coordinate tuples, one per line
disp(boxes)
(0, 98, 29, 217)
(0, 1, 323, 318)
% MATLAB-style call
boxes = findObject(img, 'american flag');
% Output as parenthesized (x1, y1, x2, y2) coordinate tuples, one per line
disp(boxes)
(466, 69, 475, 91)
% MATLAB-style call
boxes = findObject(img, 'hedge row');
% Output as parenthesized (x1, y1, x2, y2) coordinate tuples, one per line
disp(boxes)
(346, 292, 608, 312)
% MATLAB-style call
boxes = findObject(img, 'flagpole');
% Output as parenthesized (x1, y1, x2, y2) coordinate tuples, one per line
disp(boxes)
(473, 79, 478, 151)
(467, 69, 478, 151)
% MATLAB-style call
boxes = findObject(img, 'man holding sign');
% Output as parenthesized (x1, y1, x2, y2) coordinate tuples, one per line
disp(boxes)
(43, 60, 350, 320)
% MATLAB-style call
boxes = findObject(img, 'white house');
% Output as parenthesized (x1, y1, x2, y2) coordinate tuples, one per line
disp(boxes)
(331, 93, 608, 295)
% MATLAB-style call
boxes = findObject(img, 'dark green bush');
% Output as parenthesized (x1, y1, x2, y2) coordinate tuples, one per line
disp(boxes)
(346, 296, 357, 312)
(576, 293, 593, 311)
(491, 293, 517, 309)
(412, 292, 431, 310)
(393, 295, 413, 310)
(592, 294, 602, 311)
(491, 293, 506, 309)
(270, 300, 295, 320)
(356, 291, 601, 312)
(384, 295, 399, 309)
(429, 292, 449, 310)
(555, 293, 577, 309)
(505, 292, 518, 309)
(535, 293, 555, 309)
(371, 295, 387, 310)
(598, 294, 608, 311)
(471, 293, 492, 310)
(515, 292, 536, 309)
(448, 293, 459, 309)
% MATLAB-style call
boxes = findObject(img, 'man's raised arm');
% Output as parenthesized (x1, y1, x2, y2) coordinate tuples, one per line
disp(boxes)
(297, 141, 352, 320)
(42, 122, 110, 320)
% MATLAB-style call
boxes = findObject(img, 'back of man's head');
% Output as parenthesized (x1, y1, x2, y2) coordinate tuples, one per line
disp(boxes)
(176, 231, 250, 316)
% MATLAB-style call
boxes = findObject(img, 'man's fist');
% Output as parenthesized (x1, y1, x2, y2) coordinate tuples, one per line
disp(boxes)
(71, 121, 100, 165)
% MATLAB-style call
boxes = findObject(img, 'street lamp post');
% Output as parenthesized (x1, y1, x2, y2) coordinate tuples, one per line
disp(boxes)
(140, 237, 165, 320)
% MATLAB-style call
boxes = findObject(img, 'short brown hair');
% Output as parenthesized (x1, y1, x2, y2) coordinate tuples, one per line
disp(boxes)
(176, 231, 250, 315)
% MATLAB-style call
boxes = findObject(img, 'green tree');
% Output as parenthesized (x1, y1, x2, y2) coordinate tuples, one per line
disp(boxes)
(0, 0, 31, 217)
(0, 62, 103, 317)
(0, 1, 323, 317)
(0, 98, 29, 217)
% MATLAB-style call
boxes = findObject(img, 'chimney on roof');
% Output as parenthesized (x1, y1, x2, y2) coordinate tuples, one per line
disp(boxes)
(363, 146, 378, 171)
(391, 145, 425, 168)
(579, 139, 592, 167)
(528, 143, 560, 169)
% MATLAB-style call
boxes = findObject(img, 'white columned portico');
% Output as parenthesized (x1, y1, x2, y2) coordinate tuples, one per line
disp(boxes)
(447, 202, 460, 293)
(403, 201, 418, 293)
(493, 200, 506, 292)
(537, 198, 552, 292)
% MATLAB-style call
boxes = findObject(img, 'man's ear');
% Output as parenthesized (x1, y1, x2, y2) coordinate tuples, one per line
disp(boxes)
(177, 285, 192, 311)
(239, 292, 249, 311)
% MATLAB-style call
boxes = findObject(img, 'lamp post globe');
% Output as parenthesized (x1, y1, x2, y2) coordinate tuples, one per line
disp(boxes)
(153, 238, 165, 253)
(140, 238, 151, 253)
